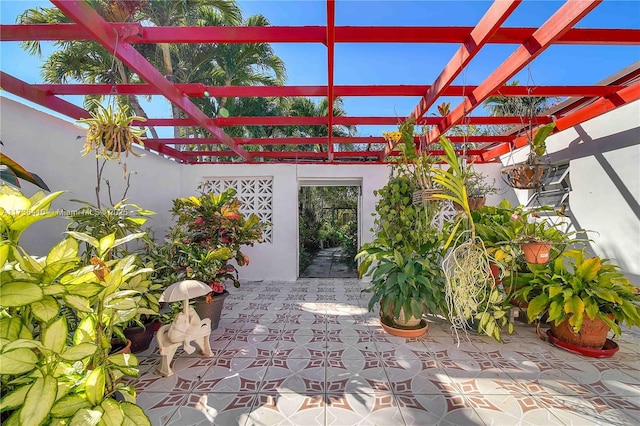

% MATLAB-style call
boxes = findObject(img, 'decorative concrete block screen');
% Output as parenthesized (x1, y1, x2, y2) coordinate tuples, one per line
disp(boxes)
(202, 178, 273, 244)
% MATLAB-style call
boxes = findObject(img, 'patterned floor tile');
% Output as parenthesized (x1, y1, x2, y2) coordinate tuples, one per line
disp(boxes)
(325, 391, 405, 426)
(137, 356, 217, 393)
(261, 357, 325, 394)
(132, 278, 640, 425)
(247, 393, 325, 426)
(397, 393, 486, 426)
(470, 395, 563, 426)
(191, 356, 268, 393)
(135, 392, 185, 426)
(536, 394, 640, 425)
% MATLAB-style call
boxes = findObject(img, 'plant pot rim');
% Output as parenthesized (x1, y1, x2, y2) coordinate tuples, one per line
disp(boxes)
(546, 329, 619, 358)
(380, 314, 428, 337)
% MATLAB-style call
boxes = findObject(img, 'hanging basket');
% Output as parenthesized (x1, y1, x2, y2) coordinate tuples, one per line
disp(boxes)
(412, 188, 444, 206)
(520, 241, 552, 264)
(500, 164, 551, 189)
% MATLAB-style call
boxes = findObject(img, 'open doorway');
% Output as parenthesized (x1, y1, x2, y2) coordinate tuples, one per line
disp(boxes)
(297, 182, 360, 278)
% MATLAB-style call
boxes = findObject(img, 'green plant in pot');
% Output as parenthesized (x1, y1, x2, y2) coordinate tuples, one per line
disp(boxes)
(520, 249, 640, 349)
(432, 137, 514, 342)
(358, 232, 445, 333)
(0, 185, 150, 425)
(357, 164, 447, 335)
(168, 187, 267, 329)
(519, 249, 640, 350)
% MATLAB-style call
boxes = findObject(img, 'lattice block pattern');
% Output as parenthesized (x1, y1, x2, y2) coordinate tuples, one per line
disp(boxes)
(203, 178, 273, 243)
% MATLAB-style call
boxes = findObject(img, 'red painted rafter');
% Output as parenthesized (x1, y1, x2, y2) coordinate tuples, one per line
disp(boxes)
(142, 135, 513, 146)
(3, 24, 639, 45)
(0, 72, 189, 162)
(481, 81, 640, 162)
(50, 0, 251, 163)
(29, 83, 627, 98)
(391, 0, 521, 160)
(411, 1, 521, 121)
(422, 0, 603, 147)
(326, 0, 336, 162)
(0, 71, 187, 161)
(135, 116, 552, 127)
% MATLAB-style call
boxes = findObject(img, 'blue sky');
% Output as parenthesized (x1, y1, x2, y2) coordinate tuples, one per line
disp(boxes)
(1, 0, 639, 138)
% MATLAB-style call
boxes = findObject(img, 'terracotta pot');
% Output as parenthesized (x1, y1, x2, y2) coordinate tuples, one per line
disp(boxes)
(550, 314, 614, 349)
(520, 241, 552, 264)
(380, 314, 428, 337)
(489, 262, 502, 286)
(123, 320, 158, 353)
(110, 339, 132, 355)
(193, 291, 229, 330)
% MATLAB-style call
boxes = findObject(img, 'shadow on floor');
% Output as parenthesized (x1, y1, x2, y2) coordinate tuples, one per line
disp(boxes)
(300, 247, 357, 278)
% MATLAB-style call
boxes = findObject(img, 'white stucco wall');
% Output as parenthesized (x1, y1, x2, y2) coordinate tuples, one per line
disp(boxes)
(500, 100, 640, 283)
(0, 97, 391, 282)
(0, 97, 180, 256)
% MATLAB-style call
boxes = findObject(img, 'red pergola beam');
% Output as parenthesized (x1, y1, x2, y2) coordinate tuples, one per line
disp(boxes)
(0, 72, 89, 120)
(183, 149, 488, 159)
(147, 135, 513, 146)
(394, 0, 521, 161)
(135, 115, 553, 127)
(481, 81, 640, 162)
(30, 83, 628, 98)
(410, 0, 521, 121)
(4, 24, 639, 45)
(50, 0, 252, 162)
(423, 0, 602, 148)
(326, 0, 336, 161)
(0, 72, 189, 162)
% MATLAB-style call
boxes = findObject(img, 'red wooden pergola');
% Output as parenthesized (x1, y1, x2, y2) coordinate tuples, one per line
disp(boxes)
(1, 0, 639, 164)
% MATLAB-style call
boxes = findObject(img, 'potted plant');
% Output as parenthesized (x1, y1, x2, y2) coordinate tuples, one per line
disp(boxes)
(0, 185, 151, 425)
(519, 249, 640, 353)
(432, 137, 514, 342)
(383, 119, 443, 205)
(78, 99, 146, 161)
(460, 169, 498, 211)
(358, 233, 445, 336)
(501, 122, 556, 189)
(511, 207, 569, 264)
(167, 188, 266, 329)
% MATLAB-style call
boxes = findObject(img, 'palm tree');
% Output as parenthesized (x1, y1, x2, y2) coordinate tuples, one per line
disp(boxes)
(286, 97, 356, 153)
(18, 0, 243, 139)
(483, 80, 557, 135)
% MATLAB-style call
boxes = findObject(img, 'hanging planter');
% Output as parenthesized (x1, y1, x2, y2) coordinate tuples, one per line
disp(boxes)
(501, 122, 556, 190)
(501, 163, 551, 189)
(78, 100, 146, 161)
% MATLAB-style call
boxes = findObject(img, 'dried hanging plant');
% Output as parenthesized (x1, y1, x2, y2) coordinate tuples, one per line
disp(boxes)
(79, 100, 146, 161)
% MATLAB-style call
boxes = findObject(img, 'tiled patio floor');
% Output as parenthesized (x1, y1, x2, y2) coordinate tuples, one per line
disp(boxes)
(133, 279, 640, 425)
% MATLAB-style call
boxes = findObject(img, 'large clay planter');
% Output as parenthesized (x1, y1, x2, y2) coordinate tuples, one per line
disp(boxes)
(123, 320, 158, 353)
(521, 241, 552, 264)
(193, 291, 229, 330)
(550, 314, 614, 349)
